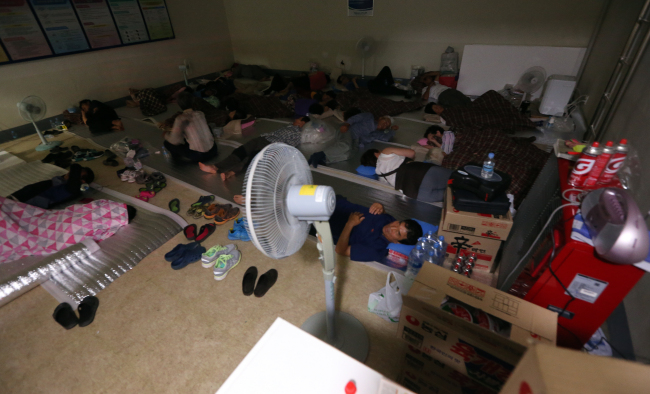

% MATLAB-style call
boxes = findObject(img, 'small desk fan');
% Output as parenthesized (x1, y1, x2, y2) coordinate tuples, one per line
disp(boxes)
(242, 143, 369, 362)
(17, 95, 62, 151)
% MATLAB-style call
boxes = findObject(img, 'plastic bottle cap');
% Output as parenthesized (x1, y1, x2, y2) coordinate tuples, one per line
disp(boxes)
(439, 236, 444, 241)
(429, 251, 435, 256)
(488, 153, 494, 159)
(592, 142, 600, 147)
(605, 141, 613, 146)
(620, 138, 628, 145)
(345, 381, 357, 394)
(434, 243, 440, 249)
(416, 245, 422, 250)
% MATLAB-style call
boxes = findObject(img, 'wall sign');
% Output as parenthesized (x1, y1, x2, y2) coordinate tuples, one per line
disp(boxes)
(348, 0, 373, 17)
(0, 0, 174, 65)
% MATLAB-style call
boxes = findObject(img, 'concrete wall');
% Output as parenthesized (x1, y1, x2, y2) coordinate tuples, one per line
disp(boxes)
(576, 0, 646, 122)
(223, 0, 605, 79)
(0, 0, 234, 130)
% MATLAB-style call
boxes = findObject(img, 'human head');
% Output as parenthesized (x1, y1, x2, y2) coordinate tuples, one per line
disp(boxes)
(337, 75, 350, 85)
(308, 103, 324, 115)
(360, 149, 379, 167)
(377, 116, 392, 130)
(80, 167, 94, 184)
(382, 219, 423, 244)
(293, 116, 310, 128)
(343, 107, 362, 121)
(79, 99, 91, 112)
(177, 92, 194, 110)
(422, 75, 434, 86)
(424, 125, 444, 141)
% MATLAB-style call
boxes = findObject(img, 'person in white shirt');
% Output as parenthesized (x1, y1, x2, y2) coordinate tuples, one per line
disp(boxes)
(360, 146, 452, 203)
(420, 72, 472, 115)
(163, 92, 218, 162)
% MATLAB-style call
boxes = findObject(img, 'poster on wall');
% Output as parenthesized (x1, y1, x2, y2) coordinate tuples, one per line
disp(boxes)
(30, 0, 90, 54)
(138, 0, 172, 40)
(72, 0, 121, 48)
(348, 0, 373, 16)
(0, 0, 53, 60)
(107, 0, 148, 43)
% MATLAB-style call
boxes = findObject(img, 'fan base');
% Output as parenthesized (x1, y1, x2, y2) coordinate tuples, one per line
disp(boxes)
(35, 140, 62, 151)
(301, 311, 369, 363)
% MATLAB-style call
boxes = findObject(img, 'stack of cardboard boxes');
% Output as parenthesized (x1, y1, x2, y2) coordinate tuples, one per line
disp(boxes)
(438, 188, 513, 273)
(395, 263, 558, 393)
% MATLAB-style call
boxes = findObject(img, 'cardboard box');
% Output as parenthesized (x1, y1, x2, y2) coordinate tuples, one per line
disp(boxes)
(500, 344, 650, 394)
(441, 188, 513, 241)
(396, 263, 557, 392)
(438, 229, 502, 272)
(399, 345, 498, 394)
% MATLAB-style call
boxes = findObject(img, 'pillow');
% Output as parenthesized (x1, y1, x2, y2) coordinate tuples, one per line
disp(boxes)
(356, 165, 378, 180)
(388, 220, 438, 256)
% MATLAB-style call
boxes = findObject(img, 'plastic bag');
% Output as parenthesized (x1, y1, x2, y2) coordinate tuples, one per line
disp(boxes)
(367, 272, 403, 322)
(301, 118, 336, 145)
(440, 46, 458, 75)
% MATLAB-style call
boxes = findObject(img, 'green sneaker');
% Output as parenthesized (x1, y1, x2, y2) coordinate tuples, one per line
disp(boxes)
(213, 251, 241, 281)
(201, 244, 237, 268)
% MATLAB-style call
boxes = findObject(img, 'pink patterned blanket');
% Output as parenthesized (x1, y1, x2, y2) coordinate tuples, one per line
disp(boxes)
(0, 197, 128, 264)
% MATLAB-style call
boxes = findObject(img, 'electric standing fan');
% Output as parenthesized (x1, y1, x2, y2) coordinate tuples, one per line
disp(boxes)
(514, 66, 547, 101)
(16, 95, 62, 151)
(356, 37, 376, 79)
(242, 143, 369, 362)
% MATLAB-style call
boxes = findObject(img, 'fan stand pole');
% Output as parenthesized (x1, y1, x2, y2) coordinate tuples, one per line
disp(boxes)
(361, 57, 365, 79)
(301, 221, 369, 363)
(30, 117, 62, 151)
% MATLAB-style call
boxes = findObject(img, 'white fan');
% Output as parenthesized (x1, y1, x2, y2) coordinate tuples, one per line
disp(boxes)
(514, 66, 547, 100)
(16, 95, 62, 151)
(356, 37, 376, 79)
(243, 143, 369, 362)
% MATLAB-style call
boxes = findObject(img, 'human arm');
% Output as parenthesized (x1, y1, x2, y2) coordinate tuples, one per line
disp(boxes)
(352, 77, 360, 89)
(335, 212, 364, 256)
(381, 147, 416, 159)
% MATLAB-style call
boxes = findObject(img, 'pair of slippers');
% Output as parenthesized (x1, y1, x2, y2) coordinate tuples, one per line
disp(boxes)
(187, 195, 215, 217)
(53, 296, 99, 330)
(242, 267, 277, 297)
(184, 223, 216, 243)
(165, 242, 206, 270)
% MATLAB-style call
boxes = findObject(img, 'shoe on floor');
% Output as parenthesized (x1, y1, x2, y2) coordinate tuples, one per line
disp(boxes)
(77, 296, 99, 327)
(242, 266, 258, 296)
(171, 242, 205, 270)
(184, 224, 198, 241)
(228, 226, 251, 242)
(254, 269, 278, 297)
(195, 223, 216, 243)
(53, 303, 78, 330)
(233, 217, 245, 231)
(201, 244, 237, 267)
(213, 250, 242, 281)
(214, 206, 240, 225)
(168, 198, 180, 214)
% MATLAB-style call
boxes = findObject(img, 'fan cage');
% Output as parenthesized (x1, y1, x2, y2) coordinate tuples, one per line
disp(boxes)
(242, 143, 313, 259)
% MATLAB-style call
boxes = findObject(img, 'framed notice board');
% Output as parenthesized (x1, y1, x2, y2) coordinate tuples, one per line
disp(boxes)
(0, 0, 174, 65)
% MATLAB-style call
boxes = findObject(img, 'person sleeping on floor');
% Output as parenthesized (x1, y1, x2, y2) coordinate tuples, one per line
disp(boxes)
(198, 116, 310, 181)
(360, 146, 453, 203)
(163, 92, 219, 163)
(79, 100, 124, 133)
(340, 108, 399, 149)
(8, 164, 94, 209)
(337, 66, 406, 96)
(419, 72, 471, 115)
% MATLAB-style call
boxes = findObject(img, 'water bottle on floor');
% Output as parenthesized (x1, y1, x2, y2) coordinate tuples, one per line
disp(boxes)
(424, 250, 437, 266)
(436, 235, 447, 259)
(481, 152, 495, 179)
(403, 245, 425, 294)
(431, 243, 444, 266)
(416, 237, 428, 251)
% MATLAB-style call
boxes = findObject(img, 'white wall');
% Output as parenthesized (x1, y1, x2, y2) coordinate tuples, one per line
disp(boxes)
(1, 0, 234, 130)
(223, 0, 605, 79)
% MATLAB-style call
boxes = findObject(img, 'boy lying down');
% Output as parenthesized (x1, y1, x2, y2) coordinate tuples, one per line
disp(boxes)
(232, 194, 422, 262)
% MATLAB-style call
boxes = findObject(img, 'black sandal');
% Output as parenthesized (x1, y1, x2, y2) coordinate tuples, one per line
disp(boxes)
(242, 267, 258, 296)
(77, 296, 99, 327)
(53, 303, 78, 329)
(254, 269, 278, 298)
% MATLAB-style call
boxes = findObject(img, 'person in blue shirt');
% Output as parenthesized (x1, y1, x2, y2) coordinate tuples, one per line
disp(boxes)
(329, 196, 422, 262)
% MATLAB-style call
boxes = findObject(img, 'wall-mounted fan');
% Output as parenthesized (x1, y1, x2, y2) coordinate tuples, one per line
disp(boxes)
(16, 95, 62, 151)
(356, 37, 376, 79)
(242, 143, 369, 362)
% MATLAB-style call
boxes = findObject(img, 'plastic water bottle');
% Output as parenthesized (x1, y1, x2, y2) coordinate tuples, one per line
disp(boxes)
(481, 152, 495, 179)
(431, 243, 444, 266)
(11, 130, 17, 139)
(416, 237, 428, 251)
(403, 245, 425, 294)
(424, 250, 437, 266)
(161, 145, 171, 160)
(424, 231, 438, 251)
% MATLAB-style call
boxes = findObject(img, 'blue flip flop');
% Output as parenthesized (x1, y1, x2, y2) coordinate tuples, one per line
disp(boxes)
(171, 243, 206, 270)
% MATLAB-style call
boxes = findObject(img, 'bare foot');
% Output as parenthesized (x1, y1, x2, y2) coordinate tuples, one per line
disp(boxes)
(199, 162, 218, 174)
(224, 171, 236, 180)
(234, 195, 245, 205)
(220, 172, 227, 181)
